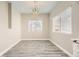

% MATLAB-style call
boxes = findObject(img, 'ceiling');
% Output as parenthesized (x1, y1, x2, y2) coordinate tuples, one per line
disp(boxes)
(11, 1, 57, 14)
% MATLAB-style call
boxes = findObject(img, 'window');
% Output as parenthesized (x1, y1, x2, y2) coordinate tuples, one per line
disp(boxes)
(53, 7, 72, 34)
(28, 20, 42, 32)
(53, 15, 61, 32)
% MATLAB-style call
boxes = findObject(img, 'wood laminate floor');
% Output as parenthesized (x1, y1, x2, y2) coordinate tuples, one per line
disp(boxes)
(2, 40, 69, 57)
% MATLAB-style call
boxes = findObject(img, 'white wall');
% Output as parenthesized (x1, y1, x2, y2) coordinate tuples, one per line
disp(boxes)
(49, 1, 79, 56)
(21, 14, 49, 39)
(0, 2, 21, 55)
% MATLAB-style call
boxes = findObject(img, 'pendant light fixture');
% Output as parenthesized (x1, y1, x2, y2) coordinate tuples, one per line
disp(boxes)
(32, 1, 39, 19)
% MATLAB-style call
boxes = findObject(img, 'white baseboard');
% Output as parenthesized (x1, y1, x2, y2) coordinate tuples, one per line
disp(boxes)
(0, 39, 21, 56)
(49, 40, 72, 57)
(22, 39, 50, 40)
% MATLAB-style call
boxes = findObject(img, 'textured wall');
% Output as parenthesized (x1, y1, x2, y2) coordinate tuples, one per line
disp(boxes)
(0, 2, 21, 54)
(21, 14, 49, 39)
(49, 1, 79, 55)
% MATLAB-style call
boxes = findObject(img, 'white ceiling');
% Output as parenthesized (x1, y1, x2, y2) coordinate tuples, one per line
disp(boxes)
(11, 1, 57, 14)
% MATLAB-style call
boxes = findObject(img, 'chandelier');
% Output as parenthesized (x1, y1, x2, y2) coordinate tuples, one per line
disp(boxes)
(32, 1, 39, 19)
